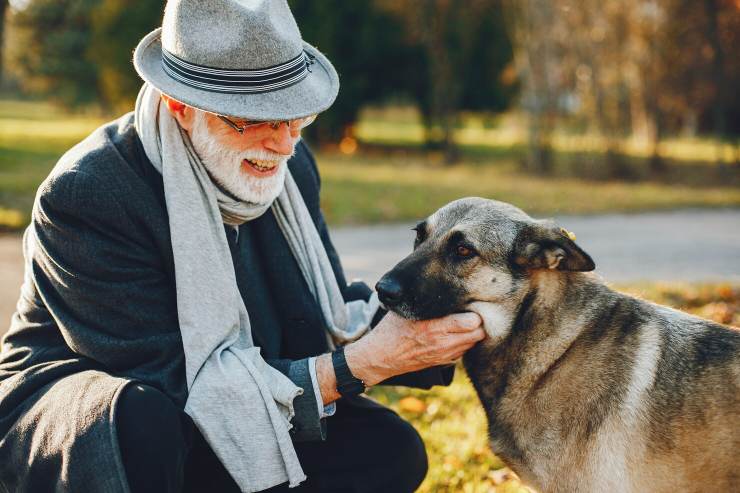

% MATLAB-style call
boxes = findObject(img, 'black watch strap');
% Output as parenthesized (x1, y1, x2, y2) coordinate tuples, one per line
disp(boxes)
(332, 346, 366, 397)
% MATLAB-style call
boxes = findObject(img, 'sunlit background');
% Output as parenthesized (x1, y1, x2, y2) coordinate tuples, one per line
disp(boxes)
(0, 1, 738, 491)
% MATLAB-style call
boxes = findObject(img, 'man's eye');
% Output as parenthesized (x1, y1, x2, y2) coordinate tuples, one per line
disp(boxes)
(456, 244, 474, 257)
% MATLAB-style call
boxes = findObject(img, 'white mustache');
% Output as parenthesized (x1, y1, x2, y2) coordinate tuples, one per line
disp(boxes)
(240, 148, 295, 163)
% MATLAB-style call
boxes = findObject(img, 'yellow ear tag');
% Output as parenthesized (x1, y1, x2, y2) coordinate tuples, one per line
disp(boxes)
(560, 228, 577, 241)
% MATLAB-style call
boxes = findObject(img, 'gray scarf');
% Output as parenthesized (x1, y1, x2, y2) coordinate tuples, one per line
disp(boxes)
(134, 84, 378, 492)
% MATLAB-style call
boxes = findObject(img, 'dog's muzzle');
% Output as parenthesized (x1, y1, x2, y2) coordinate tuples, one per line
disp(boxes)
(375, 275, 404, 309)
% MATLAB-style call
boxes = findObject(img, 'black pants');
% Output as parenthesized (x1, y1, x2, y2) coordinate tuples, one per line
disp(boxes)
(116, 384, 428, 493)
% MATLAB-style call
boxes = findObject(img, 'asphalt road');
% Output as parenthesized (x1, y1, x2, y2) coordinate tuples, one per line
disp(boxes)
(330, 208, 740, 287)
(2, 209, 739, 335)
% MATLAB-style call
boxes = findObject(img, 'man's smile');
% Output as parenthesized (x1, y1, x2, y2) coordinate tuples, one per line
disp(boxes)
(241, 157, 281, 177)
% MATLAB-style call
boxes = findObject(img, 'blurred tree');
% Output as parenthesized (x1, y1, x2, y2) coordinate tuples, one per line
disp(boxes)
(505, 0, 558, 174)
(7, 0, 163, 110)
(289, 0, 422, 144)
(1, 0, 7, 80)
(377, 0, 515, 163)
(460, 9, 517, 114)
(695, 0, 739, 165)
(8, 0, 518, 154)
(88, 0, 165, 111)
(9, 0, 100, 106)
(507, 0, 740, 177)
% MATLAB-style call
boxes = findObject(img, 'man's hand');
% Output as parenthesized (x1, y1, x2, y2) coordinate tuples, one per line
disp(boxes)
(346, 311, 485, 386)
(315, 312, 485, 404)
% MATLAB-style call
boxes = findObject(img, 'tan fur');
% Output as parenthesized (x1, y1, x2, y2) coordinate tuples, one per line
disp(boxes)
(378, 197, 740, 493)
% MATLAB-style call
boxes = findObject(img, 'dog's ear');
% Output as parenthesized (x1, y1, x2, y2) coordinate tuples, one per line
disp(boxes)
(512, 223, 595, 272)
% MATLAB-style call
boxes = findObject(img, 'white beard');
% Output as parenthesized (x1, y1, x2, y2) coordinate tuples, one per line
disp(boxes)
(188, 111, 293, 205)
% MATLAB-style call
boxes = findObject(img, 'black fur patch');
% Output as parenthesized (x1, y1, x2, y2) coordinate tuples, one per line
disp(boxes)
(647, 319, 740, 454)
(463, 289, 538, 466)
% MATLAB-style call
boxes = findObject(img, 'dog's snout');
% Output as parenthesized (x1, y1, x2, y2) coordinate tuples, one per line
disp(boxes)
(375, 276, 404, 307)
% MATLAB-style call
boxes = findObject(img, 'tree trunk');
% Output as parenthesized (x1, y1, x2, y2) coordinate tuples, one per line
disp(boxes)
(421, 6, 460, 164)
(0, 0, 8, 82)
(516, 0, 554, 175)
(703, 0, 727, 170)
(648, 110, 666, 174)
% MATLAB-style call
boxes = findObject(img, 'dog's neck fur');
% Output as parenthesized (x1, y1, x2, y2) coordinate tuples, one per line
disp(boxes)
(463, 270, 643, 490)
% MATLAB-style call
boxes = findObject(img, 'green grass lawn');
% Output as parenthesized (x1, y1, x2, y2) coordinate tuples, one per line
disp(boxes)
(0, 99, 107, 230)
(1, 98, 739, 230)
(316, 153, 740, 225)
(368, 282, 739, 493)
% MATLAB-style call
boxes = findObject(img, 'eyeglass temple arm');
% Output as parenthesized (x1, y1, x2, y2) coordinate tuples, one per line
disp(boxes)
(217, 115, 245, 134)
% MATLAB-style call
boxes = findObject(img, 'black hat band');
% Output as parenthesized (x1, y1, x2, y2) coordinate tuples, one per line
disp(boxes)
(161, 48, 315, 94)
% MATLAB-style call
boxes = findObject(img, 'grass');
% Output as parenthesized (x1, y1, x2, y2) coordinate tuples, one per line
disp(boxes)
(356, 106, 740, 164)
(367, 282, 740, 492)
(0, 99, 106, 230)
(1, 98, 739, 230)
(316, 153, 740, 225)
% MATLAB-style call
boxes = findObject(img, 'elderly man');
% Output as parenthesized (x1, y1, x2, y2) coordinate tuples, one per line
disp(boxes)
(0, 1, 484, 492)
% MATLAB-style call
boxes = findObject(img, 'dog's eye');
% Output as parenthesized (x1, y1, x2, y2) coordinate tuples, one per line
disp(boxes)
(412, 224, 426, 247)
(456, 244, 475, 257)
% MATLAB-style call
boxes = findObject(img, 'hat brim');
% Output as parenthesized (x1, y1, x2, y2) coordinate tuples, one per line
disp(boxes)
(133, 28, 339, 121)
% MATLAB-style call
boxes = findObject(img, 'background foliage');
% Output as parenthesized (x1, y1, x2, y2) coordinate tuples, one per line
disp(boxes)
(4, 0, 516, 153)
(3, 0, 737, 170)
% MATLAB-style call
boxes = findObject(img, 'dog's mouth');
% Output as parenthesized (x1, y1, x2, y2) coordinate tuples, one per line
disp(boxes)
(382, 298, 469, 322)
(382, 302, 423, 321)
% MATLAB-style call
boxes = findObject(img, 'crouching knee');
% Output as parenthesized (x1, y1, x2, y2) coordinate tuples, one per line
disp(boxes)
(115, 383, 192, 493)
(384, 416, 429, 493)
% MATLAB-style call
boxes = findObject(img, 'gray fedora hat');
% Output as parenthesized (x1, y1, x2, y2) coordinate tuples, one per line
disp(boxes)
(133, 0, 339, 121)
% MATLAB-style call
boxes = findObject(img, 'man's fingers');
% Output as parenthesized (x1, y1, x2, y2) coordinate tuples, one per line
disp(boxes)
(456, 327, 486, 346)
(445, 327, 486, 352)
(443, 312, 483, 332)
(470, 327, 486, 341)
(447, 340, 478, 363)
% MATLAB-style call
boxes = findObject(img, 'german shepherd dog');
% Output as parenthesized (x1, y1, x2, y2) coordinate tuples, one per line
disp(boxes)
(376, 197, 739, 493)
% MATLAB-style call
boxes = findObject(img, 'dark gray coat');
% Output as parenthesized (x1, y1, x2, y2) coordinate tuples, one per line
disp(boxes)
(0, 113, 451, 492)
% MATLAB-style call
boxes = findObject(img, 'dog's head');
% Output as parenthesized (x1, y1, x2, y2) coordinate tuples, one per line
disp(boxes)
(376, 197, 595, 338)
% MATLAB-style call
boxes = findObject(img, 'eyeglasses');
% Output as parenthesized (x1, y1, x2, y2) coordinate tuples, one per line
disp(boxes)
(217, 114, 317, 134)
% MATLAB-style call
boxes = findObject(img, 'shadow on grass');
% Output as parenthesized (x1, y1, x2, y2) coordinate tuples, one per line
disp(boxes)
(550, 150, 740, 189)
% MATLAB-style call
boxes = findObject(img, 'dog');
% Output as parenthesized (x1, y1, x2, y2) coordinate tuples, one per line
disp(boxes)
(376, 197, 739, 493)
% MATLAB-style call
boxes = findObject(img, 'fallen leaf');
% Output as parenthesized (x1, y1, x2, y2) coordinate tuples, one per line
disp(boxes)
(399, 396, 426, 413)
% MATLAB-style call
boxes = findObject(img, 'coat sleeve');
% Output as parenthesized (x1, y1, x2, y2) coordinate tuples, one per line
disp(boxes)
(298, 142, 456, 390)
(30, 168, 188, 404)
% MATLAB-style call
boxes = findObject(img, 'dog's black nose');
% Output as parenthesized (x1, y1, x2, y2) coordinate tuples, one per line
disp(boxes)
(375, 276, 404, 307)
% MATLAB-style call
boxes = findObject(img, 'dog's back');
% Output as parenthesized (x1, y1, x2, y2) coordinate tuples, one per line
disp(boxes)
(463, 279, 740, 493)
(629, 301, 739, 492)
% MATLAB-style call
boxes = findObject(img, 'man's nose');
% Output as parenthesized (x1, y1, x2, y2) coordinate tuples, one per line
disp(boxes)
(262, 122, 297, 155)
(375, 275, 404, 308)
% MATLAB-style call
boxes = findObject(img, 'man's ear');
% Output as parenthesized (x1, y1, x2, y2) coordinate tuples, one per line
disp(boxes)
(512, 222, 596, 272)
(161, 94, 196, 131)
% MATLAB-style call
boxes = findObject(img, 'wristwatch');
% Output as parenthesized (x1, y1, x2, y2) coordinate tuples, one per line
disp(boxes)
(331, 346, 366, 396)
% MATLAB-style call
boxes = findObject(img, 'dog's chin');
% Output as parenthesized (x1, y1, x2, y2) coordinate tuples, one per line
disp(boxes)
(383, 303, 424, 321)
(465, 300, 515, 343)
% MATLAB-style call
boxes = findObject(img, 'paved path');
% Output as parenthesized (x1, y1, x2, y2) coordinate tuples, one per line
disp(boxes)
(330, 209, 740, 287)
(2, 209, 739, 334)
